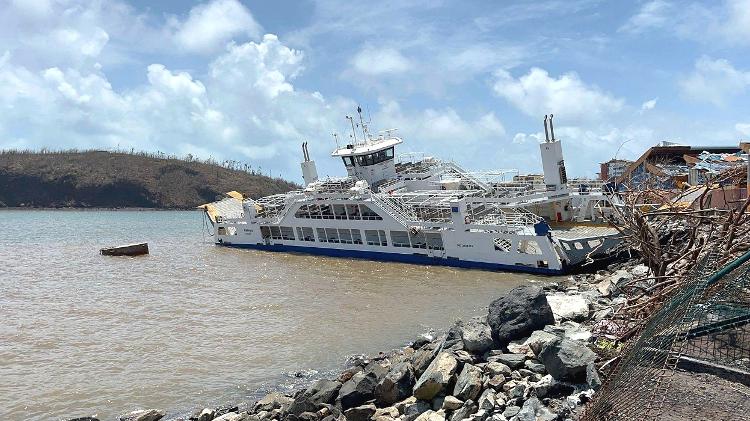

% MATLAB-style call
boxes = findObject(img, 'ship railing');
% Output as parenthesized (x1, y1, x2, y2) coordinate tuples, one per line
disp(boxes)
(442, 162, 492, 192)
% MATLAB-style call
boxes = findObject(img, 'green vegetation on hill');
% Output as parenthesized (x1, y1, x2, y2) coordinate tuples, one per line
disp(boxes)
(0, 150, 299, 208)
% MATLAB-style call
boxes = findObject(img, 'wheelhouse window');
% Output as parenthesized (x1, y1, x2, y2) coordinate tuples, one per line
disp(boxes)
(354, 147, 395, 167)
(342, 156, 355, 167)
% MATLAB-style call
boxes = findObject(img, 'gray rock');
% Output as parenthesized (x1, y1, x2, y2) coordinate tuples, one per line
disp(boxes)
(119, 409, 166, 421)
(338, 370, 379, 409)
(459, 318, 494, 354)
(415, 410, 447, 421)
(546, 294, 589, 322)
(524, 360, 546, 374)
(524, 330, 560, 356)
(413, 352, 458, 400)
(442, 396, 463, 411)
(432, 396, 446, 411)
(412, 342, 441, 377)
(376, 361, 416, 406)
(485, 374, 505, 390)
(538, 338, 596, 383)
(449, 399, 477, 421)
(477, 389, 497, 411)
(194, 408, 215, 421)
(515, 397, 556, 421)
(484, 362, 512, 377)
(501, 405, 520, 418)
(487, 353, 525, 369)
(344, 404, 377, 421)
(453, 364, 483, 401)
(487, 286, 555, 344)
(454, 349, 475, 365)
(255, 392, 293, 413)
(508, 382, 527, 399)
(403, 400, 432, 421)
(531, 375, 554, 398)
(213, 413, 248, 421)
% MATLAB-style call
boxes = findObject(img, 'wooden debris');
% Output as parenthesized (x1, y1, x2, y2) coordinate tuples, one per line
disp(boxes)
(100, 243, 149, 256)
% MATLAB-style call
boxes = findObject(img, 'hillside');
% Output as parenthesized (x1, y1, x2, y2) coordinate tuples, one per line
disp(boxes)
(0, 150, 299, 208)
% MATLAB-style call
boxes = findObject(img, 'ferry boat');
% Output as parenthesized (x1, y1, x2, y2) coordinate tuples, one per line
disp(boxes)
(201, 112, 620, 275)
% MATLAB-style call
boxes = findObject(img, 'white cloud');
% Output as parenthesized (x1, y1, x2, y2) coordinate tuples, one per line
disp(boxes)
(372, 101, 506, 163)
(210, 34, 303, 99)
(736, 123, 750, 136)
(351, 47, 412, 76)
(492, 67, 624, 123)
(619, 0, 672, 33)
(680, 56, 750, 105)
(640, 97, 658, 112)
(620, 0, 750, 45)
(512, 132, 543, 144)
(173, 0, 262, 54)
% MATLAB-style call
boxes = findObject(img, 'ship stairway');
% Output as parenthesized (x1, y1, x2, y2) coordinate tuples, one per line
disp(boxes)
(371, 193, 417, 227)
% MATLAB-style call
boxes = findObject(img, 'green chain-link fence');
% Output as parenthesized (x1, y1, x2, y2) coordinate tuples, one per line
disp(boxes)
(581, 250, 750, 421)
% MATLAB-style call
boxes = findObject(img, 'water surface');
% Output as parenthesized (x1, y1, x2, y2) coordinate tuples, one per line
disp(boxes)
(0, 210, 550, 420)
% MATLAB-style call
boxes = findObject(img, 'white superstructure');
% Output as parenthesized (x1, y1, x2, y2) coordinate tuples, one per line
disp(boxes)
(203, 112, 620, 275)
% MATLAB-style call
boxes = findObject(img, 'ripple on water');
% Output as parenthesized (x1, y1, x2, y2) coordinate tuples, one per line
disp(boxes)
(0, 210, 553, 421)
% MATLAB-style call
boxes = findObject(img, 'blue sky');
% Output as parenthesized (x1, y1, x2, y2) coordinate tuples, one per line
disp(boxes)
(2, 0, 750, 183)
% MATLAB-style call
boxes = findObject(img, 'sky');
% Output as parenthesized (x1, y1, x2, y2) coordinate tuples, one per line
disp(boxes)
(2, 0, 750, 183)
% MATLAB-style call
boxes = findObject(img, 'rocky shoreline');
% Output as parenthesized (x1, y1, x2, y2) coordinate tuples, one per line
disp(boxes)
(77, 260, 645, 421)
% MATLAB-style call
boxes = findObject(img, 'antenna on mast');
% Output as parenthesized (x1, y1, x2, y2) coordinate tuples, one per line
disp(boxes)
(332, 132, 340, 148)
(357, 105, 369, 141)
(345, 115, 358, 144)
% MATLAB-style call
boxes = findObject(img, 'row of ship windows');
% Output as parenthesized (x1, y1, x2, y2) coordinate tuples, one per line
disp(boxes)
(294, 204, 383, 221)
(259, 226, 444, 250)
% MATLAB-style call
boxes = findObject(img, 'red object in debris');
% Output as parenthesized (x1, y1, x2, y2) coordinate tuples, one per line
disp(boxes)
(556, 212, 562, 222)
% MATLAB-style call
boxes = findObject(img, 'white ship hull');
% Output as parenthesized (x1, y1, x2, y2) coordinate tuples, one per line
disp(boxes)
(203, 112, 621, 275)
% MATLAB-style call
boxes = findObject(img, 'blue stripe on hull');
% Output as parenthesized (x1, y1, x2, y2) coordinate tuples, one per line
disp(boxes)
(217, 242, 564, 275)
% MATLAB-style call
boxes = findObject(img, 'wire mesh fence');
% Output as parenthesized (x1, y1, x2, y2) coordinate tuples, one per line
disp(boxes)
(581, 250, 750, 421)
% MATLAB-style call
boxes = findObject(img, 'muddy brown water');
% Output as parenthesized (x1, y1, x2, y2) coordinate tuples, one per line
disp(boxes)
(0, 210, 554, 420)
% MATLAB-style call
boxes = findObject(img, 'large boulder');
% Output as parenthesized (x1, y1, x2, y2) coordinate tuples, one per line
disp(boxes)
(338, 370, 379, 409)
(452, 364, 483, 401)
(119, 409, 165, 421)
(413, 352, 458, 400)
(487, 286, 555, 344)
(289, 379, 342, 414)
(458, 318, 494, 354)
(375, 362, 416, 406)
(538, 338, 597, 382)
(545, 295, 589, 322)
(412, 342, 441, 377)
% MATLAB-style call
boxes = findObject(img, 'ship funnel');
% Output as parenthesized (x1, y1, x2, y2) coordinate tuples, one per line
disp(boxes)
(300, 141, 318, 186)
(543, 115, 550, 142)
